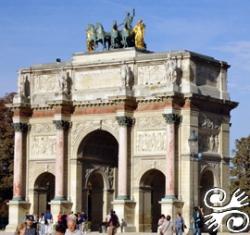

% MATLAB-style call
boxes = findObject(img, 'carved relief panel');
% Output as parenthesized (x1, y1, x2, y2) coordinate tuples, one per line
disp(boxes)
(198, 113, 223, 153)
(29, 123, 56, 160)
(135, 116, 166, 155)
(137, 58, 182, 86)
(135, 130, 166, 155)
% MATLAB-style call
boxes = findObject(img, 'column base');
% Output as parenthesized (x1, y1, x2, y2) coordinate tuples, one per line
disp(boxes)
(50, 199, 72, 221)
(112, 199, 136, 232)
(160, 198, 184, 220)
(5, 200, 30, 232)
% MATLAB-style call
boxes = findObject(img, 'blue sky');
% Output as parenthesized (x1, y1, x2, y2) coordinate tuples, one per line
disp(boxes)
(0, 0, 250, 152)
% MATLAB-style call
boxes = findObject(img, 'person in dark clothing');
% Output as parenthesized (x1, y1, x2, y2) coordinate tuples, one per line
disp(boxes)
(25, 215, 37, 235)
(107, 210, 119, 235)
(55, 223, 67, 235)
(193, 207, 203, 235)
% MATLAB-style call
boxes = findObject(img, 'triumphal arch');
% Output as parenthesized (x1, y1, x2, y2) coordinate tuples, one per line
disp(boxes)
(7, 47, 237, 232)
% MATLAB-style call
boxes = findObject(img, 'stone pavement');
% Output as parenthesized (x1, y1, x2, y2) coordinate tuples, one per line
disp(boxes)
(0, 232, 250, 235)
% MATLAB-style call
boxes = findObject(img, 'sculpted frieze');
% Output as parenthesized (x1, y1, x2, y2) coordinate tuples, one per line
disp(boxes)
(30, 135, 56, 159)
(199, 113, 223, 130)
(135, 130, 166, 155)
(138, 58, 182, 86)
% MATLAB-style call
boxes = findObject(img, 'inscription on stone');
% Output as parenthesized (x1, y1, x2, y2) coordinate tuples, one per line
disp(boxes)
(74, 68, 121, 90)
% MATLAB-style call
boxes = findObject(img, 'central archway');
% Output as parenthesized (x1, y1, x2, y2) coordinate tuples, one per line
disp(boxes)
(139, 169, 165, 232)
(78, 129, 118, 231)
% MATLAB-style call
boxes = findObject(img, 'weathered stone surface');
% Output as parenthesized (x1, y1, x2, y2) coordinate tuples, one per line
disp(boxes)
(8, 48, 237, 232)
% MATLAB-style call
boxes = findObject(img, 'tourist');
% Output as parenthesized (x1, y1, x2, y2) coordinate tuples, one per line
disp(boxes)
(44, 210, 53, 235)
(65, 214, 83, 235)
(55, 223, 67, 235)
(25, 215, 37, 235)
(58, 211, 63, 224)
(159, 215, 174, 235)
(78, 212, 88, 235)
(120, 219, 127, 233)
(192, 207, 203, 235)
(157, 214, 165, 234)
(107, 210, 120, 235)
(16, 223, 26, 235)
(175, 213, 186, 235)
(38, 213, 46, 235)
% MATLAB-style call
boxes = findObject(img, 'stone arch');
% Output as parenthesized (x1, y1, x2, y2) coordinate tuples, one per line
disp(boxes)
(76, 129, 118, 231)
(84, 168, 109, 191)
(139, 169, 165, 232)
(33, 172, 55, 216)
(72, 122, 119, 159)
(199, 168, 215, 214)
(200, 165, 219, 187)
(136, 167, 166, 188)
(86, 170, 105, 231)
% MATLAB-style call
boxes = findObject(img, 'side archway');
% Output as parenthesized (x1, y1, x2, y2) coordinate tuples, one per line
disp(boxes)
(139, 169, 165, 232)
(34, 172, 55, 216)
(199, 169, 214, 214)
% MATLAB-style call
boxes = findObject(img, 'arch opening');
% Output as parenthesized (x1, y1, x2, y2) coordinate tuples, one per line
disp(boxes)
(139, 169, 165, 232)
(199, 170, 214, 215)
(78, 129, 118, 231)
(34, 172, 55, 216)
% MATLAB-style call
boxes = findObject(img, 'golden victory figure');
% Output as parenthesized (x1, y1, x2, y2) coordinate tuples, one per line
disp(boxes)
(133, 20, 146, 49)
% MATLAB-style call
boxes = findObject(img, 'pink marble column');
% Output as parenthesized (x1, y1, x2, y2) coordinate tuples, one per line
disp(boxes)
(53, 120, 70, 200)
(13, 123, 28, 200)
(116, 116, 134, 200)
(162, 113, 181, 199)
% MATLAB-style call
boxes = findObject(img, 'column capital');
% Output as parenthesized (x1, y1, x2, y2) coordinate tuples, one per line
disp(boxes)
(116, 116, 135, 127)
(13, 122, 28, 133)
(53, 120, 70, 130)
(162, 113, 181, 124)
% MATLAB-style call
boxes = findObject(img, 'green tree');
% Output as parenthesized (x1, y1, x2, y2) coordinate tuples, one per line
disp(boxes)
(231, 136, 250, 215)
(0, 92, 15, 219)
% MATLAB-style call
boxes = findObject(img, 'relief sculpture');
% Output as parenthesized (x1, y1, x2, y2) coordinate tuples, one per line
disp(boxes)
(30, 135, 56, 159)
(136, 130, 166, 155)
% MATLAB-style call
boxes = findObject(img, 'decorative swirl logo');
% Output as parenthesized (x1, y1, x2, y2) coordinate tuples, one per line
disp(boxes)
(203, 188, 249, 232)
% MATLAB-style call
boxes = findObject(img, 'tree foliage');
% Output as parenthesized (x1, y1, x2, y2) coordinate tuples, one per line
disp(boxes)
(0, 92, 15, 217)
(231, 136, 250, 215)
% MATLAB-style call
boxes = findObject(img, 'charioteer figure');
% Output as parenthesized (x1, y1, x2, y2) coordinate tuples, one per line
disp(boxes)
(85, 9, 146, 52)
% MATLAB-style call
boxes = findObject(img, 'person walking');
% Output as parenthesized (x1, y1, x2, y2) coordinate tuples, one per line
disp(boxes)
(16, 223, 26, 235)
(120, 219, 127, 233)
(25, 215, 38, 235)
(175, 213, 186, 235)
(157, 214, 165, 234)
(193, 207, 203, 235)
(55, 224, 67, 235)
(79, 212, 88, 235)
(65, 214, 83, 235)
(159, 215, 174, 235)
(44, 210, 53, 235)
(38, 213, 46, 235)
(107, 210, 119, 235)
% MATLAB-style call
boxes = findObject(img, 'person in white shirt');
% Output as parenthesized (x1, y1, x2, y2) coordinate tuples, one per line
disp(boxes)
(65, 214, 83, 235)
(38, 213, 45, 235)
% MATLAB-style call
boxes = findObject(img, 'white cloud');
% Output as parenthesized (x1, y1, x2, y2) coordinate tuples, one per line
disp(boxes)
(213, 41, 250, 72)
